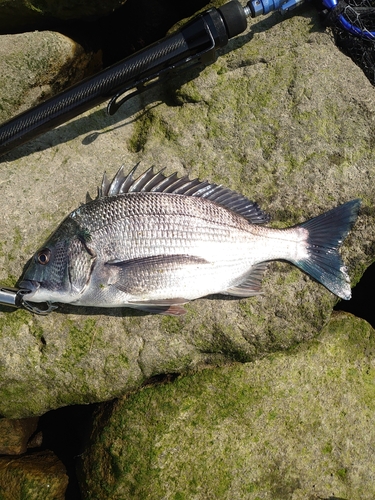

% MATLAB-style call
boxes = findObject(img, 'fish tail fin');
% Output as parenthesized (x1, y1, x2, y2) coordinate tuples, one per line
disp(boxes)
(292, 199, 361, 300)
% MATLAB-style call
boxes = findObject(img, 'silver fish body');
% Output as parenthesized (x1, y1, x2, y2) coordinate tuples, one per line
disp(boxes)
(19, 166, 361, 315)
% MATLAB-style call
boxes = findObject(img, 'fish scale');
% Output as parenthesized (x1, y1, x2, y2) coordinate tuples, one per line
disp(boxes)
(75, 192, 250, 232)
(75, 194, 254, 263)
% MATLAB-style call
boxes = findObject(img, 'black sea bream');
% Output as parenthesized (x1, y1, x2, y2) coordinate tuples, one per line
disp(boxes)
(19, 166, 360, 315)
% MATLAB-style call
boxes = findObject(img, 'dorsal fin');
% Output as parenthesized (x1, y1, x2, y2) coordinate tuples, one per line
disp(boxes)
(92, 165, 270, 224)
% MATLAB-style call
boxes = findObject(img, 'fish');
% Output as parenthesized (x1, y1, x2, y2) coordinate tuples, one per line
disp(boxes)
(18, 165, 361, 316)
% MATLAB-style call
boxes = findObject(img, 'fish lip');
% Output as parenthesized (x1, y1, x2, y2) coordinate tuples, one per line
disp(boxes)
(18, 280, 40, 299)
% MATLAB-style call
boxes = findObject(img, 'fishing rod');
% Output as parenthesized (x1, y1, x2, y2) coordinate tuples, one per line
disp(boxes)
(0, 287, 32, 310)
(0, 0, 374, 159)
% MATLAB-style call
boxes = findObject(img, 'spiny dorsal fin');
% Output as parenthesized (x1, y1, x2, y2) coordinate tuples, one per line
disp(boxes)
(93, 165, 270, 224)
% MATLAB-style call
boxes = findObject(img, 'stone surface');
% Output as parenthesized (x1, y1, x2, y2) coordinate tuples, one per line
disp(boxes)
(79, 313, 375, 500)
(0, 8, 374, 418)
(0, 417, 38, 454)
(0, 31, 95, 124)
(0, 450, 68, 499)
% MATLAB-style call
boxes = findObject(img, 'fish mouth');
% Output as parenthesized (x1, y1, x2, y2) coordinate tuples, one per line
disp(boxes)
(17, 280, 58, 315)
(17, 280, 40, 300)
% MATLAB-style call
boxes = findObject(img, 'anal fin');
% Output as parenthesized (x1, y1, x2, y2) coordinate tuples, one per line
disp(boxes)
(223, 262, 267, 297)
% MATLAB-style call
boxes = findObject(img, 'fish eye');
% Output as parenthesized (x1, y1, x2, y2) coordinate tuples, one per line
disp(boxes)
(37, 248, 51, 265)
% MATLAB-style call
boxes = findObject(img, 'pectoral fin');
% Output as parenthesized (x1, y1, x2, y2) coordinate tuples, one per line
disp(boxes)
(105, 254, 208, 314)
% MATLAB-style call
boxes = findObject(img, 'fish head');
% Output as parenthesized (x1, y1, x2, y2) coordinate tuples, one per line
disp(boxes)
(19, 217, 94, 305)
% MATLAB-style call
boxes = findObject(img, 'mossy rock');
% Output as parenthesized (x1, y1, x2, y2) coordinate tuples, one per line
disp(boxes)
(79, 313, 375, 500)
(0, 450, 68, 500)
(0, 31, 93, 123)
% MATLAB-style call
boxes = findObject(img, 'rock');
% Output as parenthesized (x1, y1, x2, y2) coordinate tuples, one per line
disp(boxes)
(0, 8, 374, 418)
(0, 417, 38, 454)
(0, 0, 127, 33)
(0, 31, 95, 124)
(26, 430, 43, 449)
(0, 450, 68, 499)
(79, 313, 375, 500)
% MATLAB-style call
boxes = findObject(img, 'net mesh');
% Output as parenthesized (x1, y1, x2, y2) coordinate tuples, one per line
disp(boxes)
(327, 0, 375, 84)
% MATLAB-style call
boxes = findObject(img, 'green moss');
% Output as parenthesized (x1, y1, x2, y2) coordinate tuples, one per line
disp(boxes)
(128, 113, 155, 153)
(129, 112, 179, 153)
(239, 298, 265, 320)
(336, 468, 348, 480)
(0, 274, 19, 289)
(12, 227, 22, 248)
(24, 0, 44, 14)
(323, 442, 333, 454)
(0, 309, 32, 338)
(161, 315, 183, 335)
(174, 81, 203, 104)
(63, 318, 103, 355)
